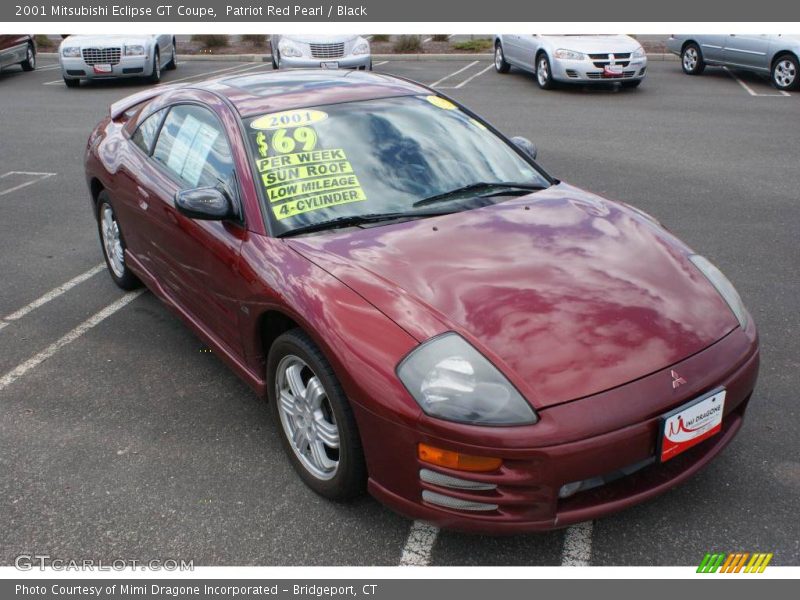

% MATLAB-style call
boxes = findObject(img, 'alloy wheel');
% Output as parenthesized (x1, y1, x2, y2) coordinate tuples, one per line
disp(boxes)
(683, 47, 698, 71)
(275, 355, 340, 481)
(774, 59, 796, 88)
(100, 204, 125, 278)
(537, 58, 549, 86)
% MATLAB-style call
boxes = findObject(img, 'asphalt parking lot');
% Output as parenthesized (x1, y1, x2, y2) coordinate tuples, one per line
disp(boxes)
(1, 55, 798, 567)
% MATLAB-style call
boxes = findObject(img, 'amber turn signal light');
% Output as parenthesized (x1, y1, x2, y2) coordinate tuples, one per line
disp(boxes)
(418, 443, 502, 472)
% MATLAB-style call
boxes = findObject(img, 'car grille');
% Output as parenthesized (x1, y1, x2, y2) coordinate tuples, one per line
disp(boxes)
(586, 70, 636, 79)
(309, 42, 345, 59)
(82, 47, 122, 65)
(588, 52, 631, 59)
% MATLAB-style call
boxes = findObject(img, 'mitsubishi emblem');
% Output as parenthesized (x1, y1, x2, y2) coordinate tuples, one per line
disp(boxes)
(671, 370, 687, 389)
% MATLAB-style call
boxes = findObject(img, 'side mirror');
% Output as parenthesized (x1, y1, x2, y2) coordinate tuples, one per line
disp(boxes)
(174, 187, 233, 221)
(511, 136, 538, 161)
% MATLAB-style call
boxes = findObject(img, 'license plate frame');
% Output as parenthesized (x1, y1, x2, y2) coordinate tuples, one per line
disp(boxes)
(93, 63, 113, 74)
(320, 61, 339, 69)
(657, 388, 726, 463)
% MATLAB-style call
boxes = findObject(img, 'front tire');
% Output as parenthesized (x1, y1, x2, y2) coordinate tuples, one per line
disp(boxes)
(272, 49, 280, 69)
(494, 42, 510, 73)
(267, 329, 366, 501)
(148, 49, 161, 83)
(21, 43, 36, 71)
(165, 40, 177, 70)
(621, 79, 642, 89)
(536, 53, 555, 89)
(63, 77, 80, 88)
(772, 54, 799, 91)
(97, 193, 141, 290)
(681, 43, 705, 75)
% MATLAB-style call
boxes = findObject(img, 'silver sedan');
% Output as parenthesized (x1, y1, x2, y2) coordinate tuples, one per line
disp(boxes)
(270, 35, 371, 70)
(59, 34, 176, 87)
(667, 34, 799, 91)
(493, 34, 647, 89)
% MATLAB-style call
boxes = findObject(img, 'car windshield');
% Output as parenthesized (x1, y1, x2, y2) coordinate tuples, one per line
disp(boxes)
(243, 95, 551, 236)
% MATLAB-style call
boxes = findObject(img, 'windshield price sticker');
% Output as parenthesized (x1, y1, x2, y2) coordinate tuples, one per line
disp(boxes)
(274, 188, 367, 220)
(256, 147, 367, 220)
(426, 95, 457, 110)
(250, 109, 329, 131)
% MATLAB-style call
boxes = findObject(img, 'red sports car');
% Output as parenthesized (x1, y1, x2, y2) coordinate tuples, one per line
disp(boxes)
(85, 70, 759, 533)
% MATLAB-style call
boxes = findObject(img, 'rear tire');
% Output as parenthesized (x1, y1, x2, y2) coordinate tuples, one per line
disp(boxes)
(267, 329, 366, 501)
(681, 42, 705, 75)
(771, 53, 799, 91)
(21, 43, 36, 71)
(494, 41, 510, 73)
(63, 77, 80, 88)
(96, 192, 141, 291)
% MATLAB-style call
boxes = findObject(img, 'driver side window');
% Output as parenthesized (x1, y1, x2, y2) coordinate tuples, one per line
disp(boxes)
(152, 104, 235, 192)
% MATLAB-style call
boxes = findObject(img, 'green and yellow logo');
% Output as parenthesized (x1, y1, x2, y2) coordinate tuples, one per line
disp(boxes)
(697, 552, 773, 573)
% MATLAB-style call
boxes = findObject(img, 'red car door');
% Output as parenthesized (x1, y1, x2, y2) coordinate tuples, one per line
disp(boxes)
(129, 100, 248, 358)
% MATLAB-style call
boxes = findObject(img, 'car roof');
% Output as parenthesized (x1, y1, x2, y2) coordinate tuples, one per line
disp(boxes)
(189, 69, 433, 117)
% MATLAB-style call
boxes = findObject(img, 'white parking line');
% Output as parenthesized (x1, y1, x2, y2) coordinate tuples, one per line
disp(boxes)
(430, 60, 479, 88)
(724, 67, 791, 97)
(155, 61, 261, 86)
(373, 60, 389, 67)
(1, 263, 105, 330)
(36, 64, 61, 71)
(440, 64, 494, 89)
(560, 521, 593, 566)
(0, 290, 145, 392)
(399, 521, 439, 566)
(0, 171, 56, 196)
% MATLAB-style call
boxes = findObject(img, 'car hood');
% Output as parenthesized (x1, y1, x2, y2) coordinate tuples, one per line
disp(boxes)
(282, 34, 360, 44)
(62, 34, 155, 47)
(287, 184, 738, 409)
(542, 34, 642, 54)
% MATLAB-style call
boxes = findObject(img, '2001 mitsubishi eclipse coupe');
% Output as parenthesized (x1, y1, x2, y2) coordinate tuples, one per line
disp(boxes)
(85, 70, 759, 533)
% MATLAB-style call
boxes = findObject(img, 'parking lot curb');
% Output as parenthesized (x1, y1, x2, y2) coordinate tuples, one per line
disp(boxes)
(37, 52, 678, 62)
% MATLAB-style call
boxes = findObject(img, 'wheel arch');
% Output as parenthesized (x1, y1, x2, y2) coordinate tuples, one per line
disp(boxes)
(681, 39, 700, 54)
(771, 50, 798, 69)
(89, 178, 105, 215)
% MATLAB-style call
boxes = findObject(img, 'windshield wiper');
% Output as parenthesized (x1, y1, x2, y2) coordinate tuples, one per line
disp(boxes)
(412, 182, 545, 209)
(278, 210, 452, 237)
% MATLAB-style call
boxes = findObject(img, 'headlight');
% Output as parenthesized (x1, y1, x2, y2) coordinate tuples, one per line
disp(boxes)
(632, 46, 646, 59)
(124, 45, 145, 56)
(689, 255, 749, 328)
(278, 39, 304, 57)
(397, 333, 538, 426)
(61, 46, 80, 58)
(352, 41, 370, 56)
(554, 48, 586, 60)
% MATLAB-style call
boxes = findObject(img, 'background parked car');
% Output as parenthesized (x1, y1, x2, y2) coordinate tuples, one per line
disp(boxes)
(493, 34, 647, 89)
(271, 34, 371, 70)
(0, 35, 36, 73)
(667, 34, 800, 91)
(59, 34, 177, 87)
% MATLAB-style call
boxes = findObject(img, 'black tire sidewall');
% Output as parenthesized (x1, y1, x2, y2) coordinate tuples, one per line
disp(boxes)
(267, 330, 366, 500)
(21, 43, 35, 71)
(495, 42, 510, 73)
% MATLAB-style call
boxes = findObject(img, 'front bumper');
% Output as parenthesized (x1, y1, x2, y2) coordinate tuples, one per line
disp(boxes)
(277, 54, 371, 69)
(357, 323, 759, 533)
(60, 55, 153, 80)
(551, 56, 648, 83)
